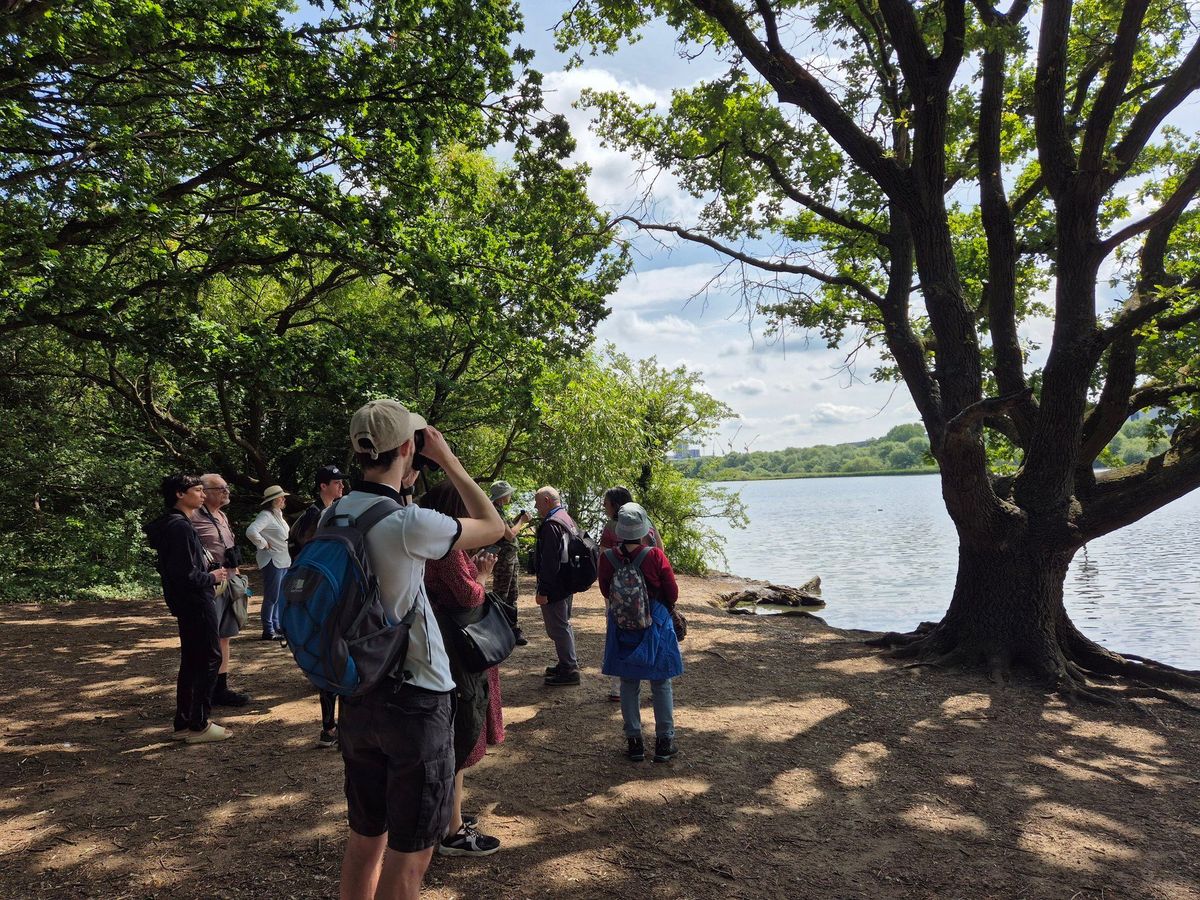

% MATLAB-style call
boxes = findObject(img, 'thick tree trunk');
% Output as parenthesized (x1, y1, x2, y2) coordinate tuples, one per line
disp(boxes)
(888, 539, 1074, 679)
(871, 531, 1200, 697)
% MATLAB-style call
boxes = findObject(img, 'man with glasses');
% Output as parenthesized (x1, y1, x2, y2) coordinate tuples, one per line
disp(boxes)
(194, 474, 250, 707)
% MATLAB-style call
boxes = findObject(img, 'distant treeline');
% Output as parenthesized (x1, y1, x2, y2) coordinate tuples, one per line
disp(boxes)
(678, 424, 934, 481)
(679, 420, 1169, 482)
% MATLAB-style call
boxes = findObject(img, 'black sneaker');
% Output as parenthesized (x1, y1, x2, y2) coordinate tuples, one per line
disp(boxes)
(513, 629, 529, 647)
(653, 736, 677, 763)
(627, 736, 645, 762)
(317, 727, 338, 749)
(437, 822, 500, 857)
(212, 688, 249, 707)
(261, 630, 277, 641)
(544, 663, 563, 676)
(544, 668, 581, 686)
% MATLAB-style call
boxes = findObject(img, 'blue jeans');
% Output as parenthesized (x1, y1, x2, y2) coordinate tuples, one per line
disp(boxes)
(260, 562, 287, 634)
(620, 677, 674, 740)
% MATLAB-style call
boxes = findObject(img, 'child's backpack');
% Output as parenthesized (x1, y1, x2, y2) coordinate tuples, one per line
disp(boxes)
(279, 497, 415, 697)
(604, 546, 654, 630)
(561, 526, 600, 594)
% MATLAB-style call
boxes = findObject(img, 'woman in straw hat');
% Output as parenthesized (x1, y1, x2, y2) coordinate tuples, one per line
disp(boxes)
(246, 484, 291, 640)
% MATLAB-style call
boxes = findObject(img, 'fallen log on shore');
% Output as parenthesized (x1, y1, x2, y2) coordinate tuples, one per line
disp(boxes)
(719, 577, 823, 610)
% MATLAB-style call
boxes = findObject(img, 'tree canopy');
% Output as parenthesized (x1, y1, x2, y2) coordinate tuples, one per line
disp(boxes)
(561, 0, 1200, 697)
(0, 2, 646, 595)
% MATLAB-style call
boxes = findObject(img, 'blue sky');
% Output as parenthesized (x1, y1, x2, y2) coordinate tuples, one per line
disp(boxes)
(510, 4, 926, 452)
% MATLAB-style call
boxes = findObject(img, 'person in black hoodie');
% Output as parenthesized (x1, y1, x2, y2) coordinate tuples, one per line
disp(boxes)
(144, 474, 232, 744)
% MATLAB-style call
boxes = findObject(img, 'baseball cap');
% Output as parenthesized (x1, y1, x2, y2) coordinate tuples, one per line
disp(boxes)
(315, 464, 346, 485)
(349, 399, 427, 458)
(614, 502, 652, 541)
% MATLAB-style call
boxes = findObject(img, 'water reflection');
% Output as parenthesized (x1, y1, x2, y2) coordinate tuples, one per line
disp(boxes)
(711, 475, 1200, 668)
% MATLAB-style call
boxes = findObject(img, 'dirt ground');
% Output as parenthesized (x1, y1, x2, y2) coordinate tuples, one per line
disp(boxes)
(0, 573, 1198, 900)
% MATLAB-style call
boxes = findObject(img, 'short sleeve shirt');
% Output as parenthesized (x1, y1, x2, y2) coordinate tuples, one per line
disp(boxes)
(333, 488, 459, 693)
(193, 506, 235, 560)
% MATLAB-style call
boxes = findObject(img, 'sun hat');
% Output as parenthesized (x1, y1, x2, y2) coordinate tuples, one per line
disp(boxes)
(489, 481, 515, 502)
(614, 502, 651, 542)
(350, 399, 427, 458)
(259, 485, 290, 506)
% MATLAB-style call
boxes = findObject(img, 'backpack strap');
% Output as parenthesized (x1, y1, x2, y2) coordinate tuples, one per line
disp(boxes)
(632, 546, 653, 567)
(352, 497, 403, 534)
(320, 497, 401, 533)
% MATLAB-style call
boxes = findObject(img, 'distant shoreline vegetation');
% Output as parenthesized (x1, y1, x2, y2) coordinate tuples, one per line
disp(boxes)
(706, 467, 940, 482)
(678, 420, 1169, 483)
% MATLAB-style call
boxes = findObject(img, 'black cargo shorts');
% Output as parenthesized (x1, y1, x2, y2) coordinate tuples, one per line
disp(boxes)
(339, 682, 456, 852)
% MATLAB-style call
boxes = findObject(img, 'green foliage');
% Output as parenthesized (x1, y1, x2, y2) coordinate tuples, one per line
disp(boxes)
(519, 346, 746, 573)
(683, 424, 934, 481)
(0, 3, 640, 601)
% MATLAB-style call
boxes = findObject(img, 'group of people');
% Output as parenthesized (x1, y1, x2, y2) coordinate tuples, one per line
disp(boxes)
(145, 398, 685, 899)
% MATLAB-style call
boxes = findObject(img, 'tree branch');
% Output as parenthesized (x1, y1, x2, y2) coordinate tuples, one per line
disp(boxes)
(1099, 155, 1200, 256)
(1106, 35, 1200, 188)
(689, 0, 913, 204)
(741, 146, 888, 239)
(1033, 0, 1077, 201)
(1079, 0, 1152, 173)
(1076, 427, 1200, 543)
(610, 215, 884, 304)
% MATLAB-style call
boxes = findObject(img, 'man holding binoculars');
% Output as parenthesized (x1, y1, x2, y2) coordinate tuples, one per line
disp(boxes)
(337, 399, 504, 900)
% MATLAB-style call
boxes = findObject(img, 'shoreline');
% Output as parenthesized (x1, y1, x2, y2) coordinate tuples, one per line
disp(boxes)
(699, 467, 940, 483)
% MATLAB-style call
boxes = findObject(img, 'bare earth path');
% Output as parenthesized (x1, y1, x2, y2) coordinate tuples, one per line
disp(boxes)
(1, 575, 1197, 899)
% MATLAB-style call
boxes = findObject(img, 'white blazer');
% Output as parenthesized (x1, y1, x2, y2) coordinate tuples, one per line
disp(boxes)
(246, 509, 291, 570)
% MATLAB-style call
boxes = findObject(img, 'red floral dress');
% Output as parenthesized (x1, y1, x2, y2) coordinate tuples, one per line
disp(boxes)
(424, 549, 505, 768)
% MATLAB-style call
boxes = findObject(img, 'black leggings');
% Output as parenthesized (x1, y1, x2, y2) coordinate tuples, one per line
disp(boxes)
(174, 600, 221, 731)
(319, 689, 337, 732)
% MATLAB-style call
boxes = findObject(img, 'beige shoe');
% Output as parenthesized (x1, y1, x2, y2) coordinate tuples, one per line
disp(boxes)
(171, 728, 189, 741)
(185, 722, 232, 744)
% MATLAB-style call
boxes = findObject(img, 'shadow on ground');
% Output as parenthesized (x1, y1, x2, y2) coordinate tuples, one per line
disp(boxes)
(0, 575, 1197, 900)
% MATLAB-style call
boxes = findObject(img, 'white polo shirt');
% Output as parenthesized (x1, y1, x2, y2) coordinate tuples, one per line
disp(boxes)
(332, 486, 459, 693)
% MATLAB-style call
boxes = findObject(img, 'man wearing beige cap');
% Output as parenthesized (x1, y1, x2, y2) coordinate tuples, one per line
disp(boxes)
(337, 399, 503, 900)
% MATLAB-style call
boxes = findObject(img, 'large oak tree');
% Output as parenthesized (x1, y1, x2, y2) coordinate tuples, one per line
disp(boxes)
(564, 0, 1200, 698)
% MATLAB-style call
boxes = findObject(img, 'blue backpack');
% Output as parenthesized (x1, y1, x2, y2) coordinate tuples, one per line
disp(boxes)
(280, 497, 415, 697)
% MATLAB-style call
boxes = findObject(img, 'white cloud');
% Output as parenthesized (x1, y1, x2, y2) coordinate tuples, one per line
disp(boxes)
(811, 403, 872, 425)
(612, 311, 700, 341)
(728, 377, 767, 396)
(541, 68, 704, 222)
(610, 263, 727, 310)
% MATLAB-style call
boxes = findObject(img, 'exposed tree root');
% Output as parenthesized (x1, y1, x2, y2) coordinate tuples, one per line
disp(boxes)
(862, 615, 1200, 715)
(1120, 654, 1200, 678)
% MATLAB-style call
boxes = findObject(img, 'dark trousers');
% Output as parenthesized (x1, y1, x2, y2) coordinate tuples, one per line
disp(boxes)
(491, 546, 520, 631)
(174, 599, 222, 731)
(320, 689, 337, 732)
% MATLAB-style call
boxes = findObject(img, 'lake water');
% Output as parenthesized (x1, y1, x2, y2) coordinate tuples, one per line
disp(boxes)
(709, 474, 1200, 669)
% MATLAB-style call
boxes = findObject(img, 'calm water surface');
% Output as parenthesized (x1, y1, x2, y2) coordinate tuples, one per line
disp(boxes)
(710, 474, 1200, 668)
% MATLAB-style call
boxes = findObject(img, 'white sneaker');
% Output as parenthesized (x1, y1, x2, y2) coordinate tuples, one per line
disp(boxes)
(185, 722, 232, 744)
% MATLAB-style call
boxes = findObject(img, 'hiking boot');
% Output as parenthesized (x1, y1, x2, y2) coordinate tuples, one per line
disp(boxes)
(185, 722, 232, 744)
(653, 736, 677, 763)
(544, 668, 581, 686)
(626, 735, 645, 762)
(437, 822, 500, 857)
(212, 687, 249, 707)
(317, 727, 338, 749)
